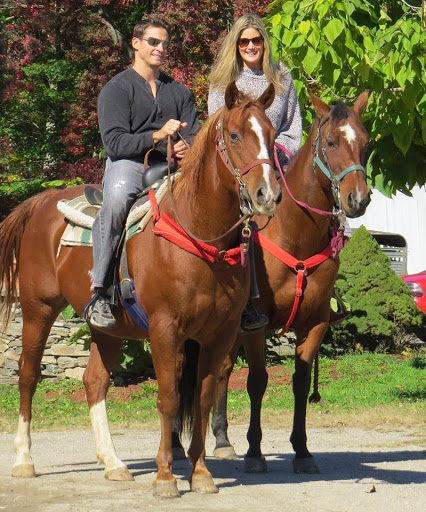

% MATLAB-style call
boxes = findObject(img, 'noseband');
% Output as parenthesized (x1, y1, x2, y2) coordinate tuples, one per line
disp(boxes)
(313, 109, 366, 209)
(215, 118, 275, 214)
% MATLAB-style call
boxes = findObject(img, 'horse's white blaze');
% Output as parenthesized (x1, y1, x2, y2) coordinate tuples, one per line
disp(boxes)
(249, 115, 273, 196)
(90, 401, 125, 470)
(13, 415, 32, 467)
(339, 123, 356, 148)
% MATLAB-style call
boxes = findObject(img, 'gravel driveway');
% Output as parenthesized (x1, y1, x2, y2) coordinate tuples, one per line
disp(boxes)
(1, 425, 425, 511)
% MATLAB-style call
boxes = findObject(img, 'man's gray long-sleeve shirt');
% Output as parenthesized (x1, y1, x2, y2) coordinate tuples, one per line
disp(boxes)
(97, 68, 200, 161)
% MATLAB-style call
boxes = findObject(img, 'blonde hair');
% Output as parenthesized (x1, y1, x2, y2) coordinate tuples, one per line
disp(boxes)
(209, 14, 284, 95)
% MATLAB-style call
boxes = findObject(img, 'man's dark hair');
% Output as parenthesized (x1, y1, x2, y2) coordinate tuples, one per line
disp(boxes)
(133, 16, 170, 39)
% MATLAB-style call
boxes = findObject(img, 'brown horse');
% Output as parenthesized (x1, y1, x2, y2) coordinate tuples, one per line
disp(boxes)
(0, 82, 282, 497)
(180, 92, 370, 473)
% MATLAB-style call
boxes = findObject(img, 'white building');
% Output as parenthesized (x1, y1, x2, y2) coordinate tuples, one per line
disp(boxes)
(347, 185, 426, 275)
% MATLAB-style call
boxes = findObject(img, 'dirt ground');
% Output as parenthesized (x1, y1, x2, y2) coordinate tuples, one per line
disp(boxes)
(1, 424, 425, 512)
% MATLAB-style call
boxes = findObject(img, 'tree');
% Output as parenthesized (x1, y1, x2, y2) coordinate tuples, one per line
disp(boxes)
(329, 225, 424, 352)
(266, 0, 426, 195)
(0, 0, 269, 183)
(0, 0, 152, 181)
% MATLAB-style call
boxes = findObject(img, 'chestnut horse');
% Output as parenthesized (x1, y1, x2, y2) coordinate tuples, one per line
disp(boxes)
(175, 92, 371, 473)
(0, 82, 281, 497)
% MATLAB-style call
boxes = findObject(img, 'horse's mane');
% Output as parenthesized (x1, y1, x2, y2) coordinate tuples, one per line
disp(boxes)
(329, 101, 351, 126)
(173, 109, 222, 199)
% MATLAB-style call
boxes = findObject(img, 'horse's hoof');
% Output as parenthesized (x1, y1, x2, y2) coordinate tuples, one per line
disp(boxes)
(293, 457, 320, 474)
(244, 455, 267, 473)
(214, 445, 238, 460)
(309, 392, 322, 404)
(172, 445, 186, 460)
(152, 480, 180, 498)
(105, 466, 134, 481)
(12, 464, 36, 478)
(190, 476, 219, 494)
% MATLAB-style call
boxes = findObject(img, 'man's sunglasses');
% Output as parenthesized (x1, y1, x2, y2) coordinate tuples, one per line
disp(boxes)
(142, 37, 170, 49)
(238, 36, 264, 48)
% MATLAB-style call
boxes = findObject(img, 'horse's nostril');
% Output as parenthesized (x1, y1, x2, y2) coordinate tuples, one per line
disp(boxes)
(256, 186, 267, 204)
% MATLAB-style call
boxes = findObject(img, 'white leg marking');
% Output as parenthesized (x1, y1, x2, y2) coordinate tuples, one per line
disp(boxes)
(13, 415, 33, 467)
(249, 116, 273, 198)
(339, 123, 356, 148)
(90, 401, 126, 470)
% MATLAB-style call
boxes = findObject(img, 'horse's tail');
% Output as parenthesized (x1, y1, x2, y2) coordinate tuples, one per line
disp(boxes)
(0, 189, 58, 331)
(177, 339, 200, 435)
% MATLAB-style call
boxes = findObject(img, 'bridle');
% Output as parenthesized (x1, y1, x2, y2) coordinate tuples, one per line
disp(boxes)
(215, 117, 275, 217)
(312, 108, 366, 213)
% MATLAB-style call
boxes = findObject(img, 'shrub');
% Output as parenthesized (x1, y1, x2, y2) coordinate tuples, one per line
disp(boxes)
(0, 175, 45, 221)
(326, 225, 424, 353)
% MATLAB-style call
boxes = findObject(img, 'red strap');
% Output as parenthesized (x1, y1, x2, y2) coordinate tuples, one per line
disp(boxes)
(149, 191, 241, 265)
(253, 230, 333, 269)
(253, 229, 334, 334)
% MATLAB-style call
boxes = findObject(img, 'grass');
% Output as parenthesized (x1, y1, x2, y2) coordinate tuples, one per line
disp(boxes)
(1, 353, 425, 433)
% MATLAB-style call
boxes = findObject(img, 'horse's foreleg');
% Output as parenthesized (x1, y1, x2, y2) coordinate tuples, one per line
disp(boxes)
(211, 340, 241, 460)
(13, 306, 62, 478)
(150, 329, 185, 498)
(187, 340, 235, 494)
(290, 319, 328, 474)
(242, 331, 268, 472)
(83, 330, 132, 481)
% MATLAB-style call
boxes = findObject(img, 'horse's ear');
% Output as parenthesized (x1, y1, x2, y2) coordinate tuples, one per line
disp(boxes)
(352, 90, 369, 117)
(225, 81, 245, 109)
(309, 92, 331, 117)
(257, 83, 275, 110)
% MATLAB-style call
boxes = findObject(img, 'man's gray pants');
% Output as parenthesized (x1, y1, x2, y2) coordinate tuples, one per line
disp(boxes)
(92, 158, 144, 290)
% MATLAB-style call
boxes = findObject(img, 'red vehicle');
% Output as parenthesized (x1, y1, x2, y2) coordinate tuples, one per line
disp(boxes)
(402, 271, 426, 314)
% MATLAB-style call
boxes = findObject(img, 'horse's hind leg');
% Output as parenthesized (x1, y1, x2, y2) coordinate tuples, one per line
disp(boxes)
(12, 302, 64, 478)
(83, 329, 133, 481)
(242, 331, 268, 473)
(291, 320, 328, 474)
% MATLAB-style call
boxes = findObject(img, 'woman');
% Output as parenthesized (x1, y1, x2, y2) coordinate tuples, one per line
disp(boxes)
(208, 13, 302, 169)
(208, 14, 302, 331)
(208, 14, 349, 330)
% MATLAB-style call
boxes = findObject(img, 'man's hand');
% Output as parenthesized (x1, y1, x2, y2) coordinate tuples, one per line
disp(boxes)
(152, 120, 187, 145)
(171, 139, 189, 161)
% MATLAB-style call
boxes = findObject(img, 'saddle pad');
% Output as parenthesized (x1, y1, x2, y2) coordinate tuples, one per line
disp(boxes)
(56, 177, 175, 257)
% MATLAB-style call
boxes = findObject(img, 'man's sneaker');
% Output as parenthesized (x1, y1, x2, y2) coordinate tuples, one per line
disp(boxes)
(89, 295, 116, 329)
(240, 303, 269, 333)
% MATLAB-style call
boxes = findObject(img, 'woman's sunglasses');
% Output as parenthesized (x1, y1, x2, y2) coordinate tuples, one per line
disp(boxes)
(238, 36, 264, 48)
(142, 37, 170, 49)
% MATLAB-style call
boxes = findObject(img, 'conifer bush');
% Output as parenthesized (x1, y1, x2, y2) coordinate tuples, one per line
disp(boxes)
(327, 226, 424, 353)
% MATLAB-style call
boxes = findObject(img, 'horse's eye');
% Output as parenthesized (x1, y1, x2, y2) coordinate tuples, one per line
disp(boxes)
(229, 132, 240, 142)
(327, 140, 336, 148)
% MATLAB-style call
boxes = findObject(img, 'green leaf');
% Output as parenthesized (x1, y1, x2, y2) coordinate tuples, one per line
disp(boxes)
(299, 20, 311, 36)
(323, 18, 344, 44)
(42, 180, 66, 188)
(422, 115, 426, 144)
(62, 305, 77, 321)
(302, 46, 322, 75)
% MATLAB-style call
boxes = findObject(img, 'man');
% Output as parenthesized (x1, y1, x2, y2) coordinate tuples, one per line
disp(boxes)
(90, 16, 200, 329)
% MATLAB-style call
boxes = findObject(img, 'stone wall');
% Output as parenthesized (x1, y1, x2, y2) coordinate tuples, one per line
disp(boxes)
(0, 305, 90, 384)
